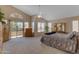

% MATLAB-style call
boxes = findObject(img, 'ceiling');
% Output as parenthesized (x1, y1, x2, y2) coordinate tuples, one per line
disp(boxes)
(13, 5, 79, 21)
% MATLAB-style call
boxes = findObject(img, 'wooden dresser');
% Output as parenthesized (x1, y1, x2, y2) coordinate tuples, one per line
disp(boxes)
(24, 28, 33, 37)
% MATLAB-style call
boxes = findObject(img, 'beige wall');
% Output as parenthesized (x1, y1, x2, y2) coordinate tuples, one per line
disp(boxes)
(51, 16, 79, 32)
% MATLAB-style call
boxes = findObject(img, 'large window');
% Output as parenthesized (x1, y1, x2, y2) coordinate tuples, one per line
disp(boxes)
(24, 22, 29, 28)
(32, 22, 34, 32)
(48, 22, 52, 32)
(24, 22, 29, 32)
(72, 20, 78, 32)
(38, 22, 45, 32)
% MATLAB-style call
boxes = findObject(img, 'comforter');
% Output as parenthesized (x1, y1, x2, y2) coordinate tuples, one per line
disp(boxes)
(41, 33, 77, 53)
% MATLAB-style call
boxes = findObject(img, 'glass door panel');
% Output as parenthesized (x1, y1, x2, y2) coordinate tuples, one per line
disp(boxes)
(10, 21, 17, 38)
(10, 21, 24, 38)
(16, 22, 23, 37)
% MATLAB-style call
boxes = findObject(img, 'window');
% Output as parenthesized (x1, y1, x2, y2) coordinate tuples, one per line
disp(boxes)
(38, 22, 45, 32)
(24, 22, 29, 28)
(24, 22, 29, 32)
(42, 23, 45, 32)
(38, 22, 41, 32)
(72, 20, 78, 32)
(17, 22, 23, 31)
(10, 13, 23, 19)
(48, 23, 52, 32)
(32, 22, 34, 32)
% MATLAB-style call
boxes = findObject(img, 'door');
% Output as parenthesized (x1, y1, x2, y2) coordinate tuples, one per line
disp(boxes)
(10, 21, 24, 38)
(16, 22, 23, 37)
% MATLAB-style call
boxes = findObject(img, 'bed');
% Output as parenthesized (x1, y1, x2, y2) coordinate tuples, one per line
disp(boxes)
(41, 32, 78, 53)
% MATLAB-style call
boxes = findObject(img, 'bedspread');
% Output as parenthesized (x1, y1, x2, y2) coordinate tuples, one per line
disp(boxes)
(41, 33, 77, 53)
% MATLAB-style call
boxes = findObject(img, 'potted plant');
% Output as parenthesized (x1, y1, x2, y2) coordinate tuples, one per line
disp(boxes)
(45, 25, 49, 33)
(0, 9, 5, 24)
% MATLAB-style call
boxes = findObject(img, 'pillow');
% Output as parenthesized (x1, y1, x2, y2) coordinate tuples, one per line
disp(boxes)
(45, 31, 56, 35)
(66, 31, 76, 39)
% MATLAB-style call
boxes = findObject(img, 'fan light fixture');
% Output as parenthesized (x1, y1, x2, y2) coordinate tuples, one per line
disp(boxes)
(37, 5, 42, 18)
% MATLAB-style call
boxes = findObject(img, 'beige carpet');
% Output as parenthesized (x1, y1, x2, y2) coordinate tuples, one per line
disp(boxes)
(2, 37, 67, 54)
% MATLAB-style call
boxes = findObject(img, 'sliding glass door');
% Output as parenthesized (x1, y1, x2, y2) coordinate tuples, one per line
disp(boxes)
(10, 21, 17, 38)
(16, 22, 23, 37)
(10, 21, 24, 38)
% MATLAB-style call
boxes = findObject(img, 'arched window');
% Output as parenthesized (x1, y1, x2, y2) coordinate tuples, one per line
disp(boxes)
(9, 13, 23, 19)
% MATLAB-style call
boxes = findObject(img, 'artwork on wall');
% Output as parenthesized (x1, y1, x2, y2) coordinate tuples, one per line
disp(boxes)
(53, 23, 66, 32)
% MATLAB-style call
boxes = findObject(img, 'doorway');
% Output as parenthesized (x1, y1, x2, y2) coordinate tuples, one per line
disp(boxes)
(10, 21, 24, 38)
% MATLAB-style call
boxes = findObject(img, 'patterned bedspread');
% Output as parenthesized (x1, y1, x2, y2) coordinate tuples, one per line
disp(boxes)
(41, 33, 77, 53)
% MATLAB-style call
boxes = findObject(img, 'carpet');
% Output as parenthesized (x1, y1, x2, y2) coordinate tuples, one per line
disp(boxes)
(2, 37, 67, 54)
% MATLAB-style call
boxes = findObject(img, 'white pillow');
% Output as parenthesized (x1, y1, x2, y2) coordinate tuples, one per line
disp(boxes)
(66, 31, 76, 39)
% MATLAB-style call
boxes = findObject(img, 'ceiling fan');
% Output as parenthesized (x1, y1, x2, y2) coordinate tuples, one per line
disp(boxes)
(36, 5, 42, 18)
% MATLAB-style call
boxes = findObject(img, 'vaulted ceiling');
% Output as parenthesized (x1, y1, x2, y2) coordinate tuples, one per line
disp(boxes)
(13, 5, 79, 21)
